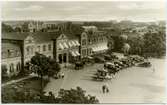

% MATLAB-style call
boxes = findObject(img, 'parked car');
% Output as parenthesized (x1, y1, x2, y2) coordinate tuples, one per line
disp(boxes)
(75, 61, 84, 70)
(138, 61, 151, 67)
(94, 56, 105, 63)
(53, 72, 64, 79)
(104, 54, 113, 61)
(82, 56, 95, 64)
(92, 68, 111, 81)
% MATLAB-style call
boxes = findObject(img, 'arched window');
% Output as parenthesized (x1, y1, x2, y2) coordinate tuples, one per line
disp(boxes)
(10, 63, 14, 73)
(2, 65, 7, 74)
(43, 45, 46, 51)
(48, 44, 51, 51)
(26, 46, 30, 55)
(16, 62, 21, 72)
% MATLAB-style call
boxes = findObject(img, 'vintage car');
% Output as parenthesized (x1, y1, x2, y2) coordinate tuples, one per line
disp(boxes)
(75, 61, 85, 70)
(138, 61, 151, 67)
(82, 56, 95, 64)
(92, 68, 112, 81)
(94, 56, 105, 63)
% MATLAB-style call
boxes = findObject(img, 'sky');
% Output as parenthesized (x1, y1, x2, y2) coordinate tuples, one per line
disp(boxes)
(1, 1, 166, 22)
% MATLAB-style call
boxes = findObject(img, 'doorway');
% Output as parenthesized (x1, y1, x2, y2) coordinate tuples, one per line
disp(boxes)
(58, 54, 63, 63)
(63, 53, 67, 63)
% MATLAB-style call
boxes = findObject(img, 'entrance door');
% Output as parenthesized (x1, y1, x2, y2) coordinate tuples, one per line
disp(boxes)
(58, 54, 63, 63)
(63, 53, 67, 63)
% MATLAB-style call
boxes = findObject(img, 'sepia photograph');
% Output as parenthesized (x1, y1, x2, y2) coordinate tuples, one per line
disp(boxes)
(1, 0, 166, 104)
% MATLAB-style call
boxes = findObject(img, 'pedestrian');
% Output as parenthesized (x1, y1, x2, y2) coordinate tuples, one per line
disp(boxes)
(105, 83, 109, 93)
(61, 72, 65, 78)
(102, 85, 106, 93)
(106, 87, 109, 93)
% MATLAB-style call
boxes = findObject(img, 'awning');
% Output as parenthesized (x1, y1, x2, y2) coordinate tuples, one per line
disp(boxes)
(75, 51, 80, 56)
(71, 51, 77, 57)
(63, 42, 69, 49)
(59, 43, 64, 49)
(71, 41, 77, 46)
(74, 40, 80, 46)
(68, 41, 73, 47)
(92, 43, 108, 52)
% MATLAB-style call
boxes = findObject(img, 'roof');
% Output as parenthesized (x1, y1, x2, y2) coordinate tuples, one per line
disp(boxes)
(2, 31, 80, 44)
(2, 32, 30, 40)
(2, 43, 20, 51)
(32, 31, 62, 43)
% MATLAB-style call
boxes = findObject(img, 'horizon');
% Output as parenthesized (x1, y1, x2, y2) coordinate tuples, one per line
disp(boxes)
(2, 19, 165, 23)
(2, 1, 166, 22)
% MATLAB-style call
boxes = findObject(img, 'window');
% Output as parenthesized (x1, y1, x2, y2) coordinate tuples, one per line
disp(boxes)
(43, 45, 46, 51)
(82, 49, 87, 56)
(7, 50, 11, 57)
(37, 46, 40, 52)
(16, 62, 21, 72)
(16, 50, 20, 56)
(48, 44, 51, 51)
(82, 39, 87, 46)
(10, 63, 14, 73)
(87, 49, 89, 55)
(88, 39, 91, 44)
(31, 47, 33, 54)
(26, 47, 30, 55)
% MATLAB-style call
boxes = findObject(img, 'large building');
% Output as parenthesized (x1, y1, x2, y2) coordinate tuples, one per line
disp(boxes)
(1, 25, 108, 76)
(80, 26, 108, 58)
(1, 31, 81, 76)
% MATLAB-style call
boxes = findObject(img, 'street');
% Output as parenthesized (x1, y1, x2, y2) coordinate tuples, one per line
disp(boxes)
(44, 58, 166, 103)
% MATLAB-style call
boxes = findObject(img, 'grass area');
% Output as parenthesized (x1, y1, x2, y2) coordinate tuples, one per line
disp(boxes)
(2, 77, 49, 103)
(2, 74, 29, 84)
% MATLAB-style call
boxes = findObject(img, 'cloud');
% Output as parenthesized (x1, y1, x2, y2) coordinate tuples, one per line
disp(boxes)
(117, 2, 164, 10)
(15, 5, 43, 11)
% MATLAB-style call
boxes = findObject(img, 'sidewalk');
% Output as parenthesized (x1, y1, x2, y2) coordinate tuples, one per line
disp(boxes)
(2, 74, 35, 87)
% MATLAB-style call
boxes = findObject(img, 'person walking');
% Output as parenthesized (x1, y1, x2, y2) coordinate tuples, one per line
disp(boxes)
(105, 83, 109, 93)
(106, 87, 109, 93)
(102, 85, 106, 93)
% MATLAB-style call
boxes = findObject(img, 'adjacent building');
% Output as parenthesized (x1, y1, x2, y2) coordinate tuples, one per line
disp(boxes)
(1, 25, 108, 76)
(1, 31, 81, 76)
(80, 26, 108, 58)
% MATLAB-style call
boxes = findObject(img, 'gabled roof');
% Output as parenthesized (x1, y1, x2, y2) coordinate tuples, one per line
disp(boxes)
(32, 31, 62, 43)
(2, 32, 30, 40)
(2, 31, 80, 44)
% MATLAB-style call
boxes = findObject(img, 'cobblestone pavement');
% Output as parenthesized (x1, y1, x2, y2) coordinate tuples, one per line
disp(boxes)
(44, 58, 166, 103)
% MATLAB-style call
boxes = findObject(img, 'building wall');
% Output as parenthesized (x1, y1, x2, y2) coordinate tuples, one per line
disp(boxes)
(80, 32, 88, 58)
(80, 30, 108, 58)
(35, 42, 54, 59)
(56, 34, 69, 63)
(1, 41, 22, 77)
(24, 35, 35, 63)
(2, 57, 21, 77)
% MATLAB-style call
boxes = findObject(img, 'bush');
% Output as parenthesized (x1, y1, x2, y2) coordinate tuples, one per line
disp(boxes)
(56, 87, 99, 104)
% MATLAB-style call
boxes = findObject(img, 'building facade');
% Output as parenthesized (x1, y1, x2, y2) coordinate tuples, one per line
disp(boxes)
(1, 31, 81, 76)
(80, 26, 108, 58)
(2, 25, 108, 76)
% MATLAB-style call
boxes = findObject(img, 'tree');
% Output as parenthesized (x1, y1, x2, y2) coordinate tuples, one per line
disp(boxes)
(2, 65, 8, 81)
(143, 31, 165, 57)
(127, 36, 144, 55)
(14, 27, 22, 32)
(2, 23, 14, 32)
(122, 43, 130, 56)
(30, 52, 50, 92)
(107, 36, 114, 53)
(48, 59, 61, 80)
(56, 87, 99, 104)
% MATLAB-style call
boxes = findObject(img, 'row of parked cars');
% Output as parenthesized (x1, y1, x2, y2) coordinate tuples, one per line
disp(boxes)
(93, 54, 151, 81)
(104, 55, 146, 73)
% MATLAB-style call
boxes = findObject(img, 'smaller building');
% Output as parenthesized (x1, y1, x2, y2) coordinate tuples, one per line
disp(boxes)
(2, 42, 22, 77)
(80, 26, 108, 58)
